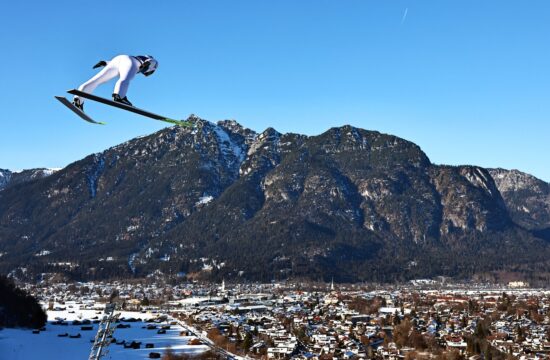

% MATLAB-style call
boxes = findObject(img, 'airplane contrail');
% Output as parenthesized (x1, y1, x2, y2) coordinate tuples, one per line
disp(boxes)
(401, 8, 409, 24)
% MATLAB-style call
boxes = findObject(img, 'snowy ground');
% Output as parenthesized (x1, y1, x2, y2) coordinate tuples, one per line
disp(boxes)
(0, 303, 209, 360)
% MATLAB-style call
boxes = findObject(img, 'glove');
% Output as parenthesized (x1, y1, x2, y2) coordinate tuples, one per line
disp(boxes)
(93, 60, 107, 69)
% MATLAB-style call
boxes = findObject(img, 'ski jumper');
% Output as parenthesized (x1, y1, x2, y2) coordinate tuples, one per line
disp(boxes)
(75, 55, 141, 103)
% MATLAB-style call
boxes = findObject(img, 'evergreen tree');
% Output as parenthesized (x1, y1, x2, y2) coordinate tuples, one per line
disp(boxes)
(242, 332, 253, 353)
(0, 276, 46, 329)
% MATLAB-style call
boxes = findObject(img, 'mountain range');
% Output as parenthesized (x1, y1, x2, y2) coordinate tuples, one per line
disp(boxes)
(0, 168, 57, 191)
(1, 117, 549, 283)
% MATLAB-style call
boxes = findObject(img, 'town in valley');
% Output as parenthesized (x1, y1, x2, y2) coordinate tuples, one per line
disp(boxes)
(2, 278, 549, 360)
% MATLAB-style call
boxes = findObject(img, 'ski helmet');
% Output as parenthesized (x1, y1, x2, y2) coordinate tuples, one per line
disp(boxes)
(137, 55, 158, 76)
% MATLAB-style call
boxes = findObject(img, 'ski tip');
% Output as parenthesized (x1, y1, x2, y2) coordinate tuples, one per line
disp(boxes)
(177, 121, 194, 128)
(165, 119, 194, 127)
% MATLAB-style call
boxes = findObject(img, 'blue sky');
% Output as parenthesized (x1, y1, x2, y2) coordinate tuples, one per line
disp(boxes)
(0, 1, 549, 181)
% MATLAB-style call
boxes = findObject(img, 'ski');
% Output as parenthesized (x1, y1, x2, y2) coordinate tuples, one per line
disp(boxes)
(67, 89, 192, 127)
(55, 96, 106, 125)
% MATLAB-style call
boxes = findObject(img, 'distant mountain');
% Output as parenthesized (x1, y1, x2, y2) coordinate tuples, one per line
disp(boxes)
(488, 168, 550, 245)
(0, 168, 58, 191)
(0, 117, 549, 283)
(488, 168, 550, 230)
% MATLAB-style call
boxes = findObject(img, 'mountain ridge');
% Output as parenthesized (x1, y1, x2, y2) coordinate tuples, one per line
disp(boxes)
(0, 168, 58, 191)
(1, 117, 549, 283)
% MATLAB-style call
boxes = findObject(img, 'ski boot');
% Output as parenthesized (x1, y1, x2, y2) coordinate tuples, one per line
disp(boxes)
(73, 97, 84, 111)
(112, 94, 133, 107)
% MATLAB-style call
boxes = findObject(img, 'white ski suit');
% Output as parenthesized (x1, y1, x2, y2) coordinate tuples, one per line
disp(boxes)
(75, 55, 141, 103)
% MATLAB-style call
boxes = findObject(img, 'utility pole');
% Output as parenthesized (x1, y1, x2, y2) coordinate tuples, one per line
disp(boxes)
(89, 302, 119, 360)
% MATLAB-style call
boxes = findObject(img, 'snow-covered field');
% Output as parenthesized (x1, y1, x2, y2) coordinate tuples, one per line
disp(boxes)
(0, 304, 209, 360)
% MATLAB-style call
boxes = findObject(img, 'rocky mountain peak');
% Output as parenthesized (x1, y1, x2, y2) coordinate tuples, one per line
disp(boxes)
(490, 168, 549, 194)
(488, 168, 550, 230)
(1, 119, 549, 283)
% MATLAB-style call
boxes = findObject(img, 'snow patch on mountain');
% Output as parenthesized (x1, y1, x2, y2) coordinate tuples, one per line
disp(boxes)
(213, 125, 246, 163)
(196, 195, 214, 206)
(462, 167, 493, 195)
(0, 169, 12, 190)
(128, 253, 138, 274)
(11, 168, 60, 175)
(42, 168, 61, 176)
(86, 155, 105, 198)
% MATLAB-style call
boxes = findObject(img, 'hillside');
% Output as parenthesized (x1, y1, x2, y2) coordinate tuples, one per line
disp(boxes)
(1, 117, 549, 283)
(0, 276, 46, 328)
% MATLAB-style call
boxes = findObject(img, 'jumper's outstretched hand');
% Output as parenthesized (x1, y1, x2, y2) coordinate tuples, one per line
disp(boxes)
(93, 61, 107, 69)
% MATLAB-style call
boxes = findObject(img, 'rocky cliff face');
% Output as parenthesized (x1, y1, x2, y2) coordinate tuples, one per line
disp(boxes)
(434, 166, 510, 235)
(1, 118, 548, 282)
(488, 168, 550, 231)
